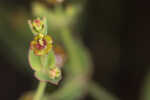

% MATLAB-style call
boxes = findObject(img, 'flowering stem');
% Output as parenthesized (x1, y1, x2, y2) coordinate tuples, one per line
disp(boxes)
(33, 81, 47, 100)
(33, 55, 47, 100)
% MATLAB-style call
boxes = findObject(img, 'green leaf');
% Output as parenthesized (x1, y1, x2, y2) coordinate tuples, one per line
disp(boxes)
(35, 70, 62, 85)
(45, 50, 56, 69)
(28, 50, 42, 71)
(28, 50, 56, 72)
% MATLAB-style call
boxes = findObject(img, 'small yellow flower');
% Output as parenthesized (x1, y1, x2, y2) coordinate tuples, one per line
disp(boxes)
(28, 17, 46, 34)
(49, 67, 61, 79)
(30, 34, 53, 56)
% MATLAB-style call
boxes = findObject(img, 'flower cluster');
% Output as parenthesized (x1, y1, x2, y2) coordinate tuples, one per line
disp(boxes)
(28, 17, 53, 56)
(28, 17, 63, 84)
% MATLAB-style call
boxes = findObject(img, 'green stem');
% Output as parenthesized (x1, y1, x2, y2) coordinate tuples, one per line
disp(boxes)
(33, 55, 47, 100)
(33, 81, 47, 100)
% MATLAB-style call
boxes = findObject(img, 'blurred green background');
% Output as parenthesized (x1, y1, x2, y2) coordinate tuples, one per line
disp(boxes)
(0, 0, 150, 100)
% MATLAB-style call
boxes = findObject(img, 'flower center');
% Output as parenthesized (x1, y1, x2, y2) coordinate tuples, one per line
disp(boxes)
(34, 19, 41, 27)
(36, 39, 47, 50)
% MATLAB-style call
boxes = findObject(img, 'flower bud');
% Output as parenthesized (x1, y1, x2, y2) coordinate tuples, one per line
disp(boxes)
(28, 17, 46, 35)
(49, 67, 61, 79)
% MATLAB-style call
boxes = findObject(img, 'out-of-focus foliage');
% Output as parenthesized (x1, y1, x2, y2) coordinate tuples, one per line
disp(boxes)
(0, 1, 119, 100)
(0, 5, 31, 73)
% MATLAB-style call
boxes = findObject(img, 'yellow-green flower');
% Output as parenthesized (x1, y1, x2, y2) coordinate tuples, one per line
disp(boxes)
(28, 17, 46, 34)
(49, 67, 61, 79)
(30, 34, 53, 56)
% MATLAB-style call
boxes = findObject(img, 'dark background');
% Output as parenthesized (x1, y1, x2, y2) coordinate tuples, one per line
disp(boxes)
(0, 0, 150, 100)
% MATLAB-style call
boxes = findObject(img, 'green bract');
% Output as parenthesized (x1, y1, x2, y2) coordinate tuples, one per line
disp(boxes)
(28, 49, 62, 84)
(28, 50, 42, 72)
(28, 17, 62, 85)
